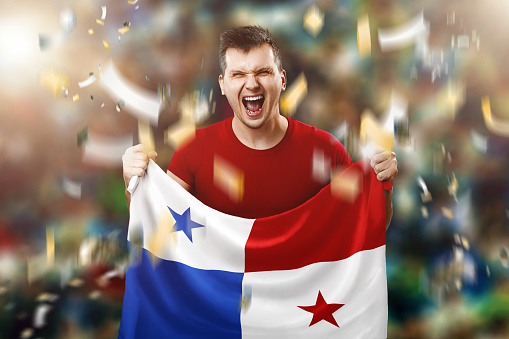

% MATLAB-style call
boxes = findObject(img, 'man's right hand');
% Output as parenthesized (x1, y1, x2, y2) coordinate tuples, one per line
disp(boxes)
(122, 144, 158, 189)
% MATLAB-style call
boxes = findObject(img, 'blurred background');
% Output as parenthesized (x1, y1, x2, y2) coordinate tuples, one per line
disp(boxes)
(0, 0, 508, 338)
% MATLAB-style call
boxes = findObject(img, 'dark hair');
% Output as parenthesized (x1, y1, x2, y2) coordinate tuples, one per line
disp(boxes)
(219, 25, 283, 75)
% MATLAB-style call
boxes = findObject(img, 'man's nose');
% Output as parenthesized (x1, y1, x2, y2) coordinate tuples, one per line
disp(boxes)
(245, 74, 260, 89)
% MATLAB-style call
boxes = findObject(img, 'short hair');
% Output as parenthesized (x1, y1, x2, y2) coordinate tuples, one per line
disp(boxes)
(219, 25, 283, 75)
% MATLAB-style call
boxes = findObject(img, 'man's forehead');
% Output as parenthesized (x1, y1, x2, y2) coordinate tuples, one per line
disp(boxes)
(224, 44, 276, 71)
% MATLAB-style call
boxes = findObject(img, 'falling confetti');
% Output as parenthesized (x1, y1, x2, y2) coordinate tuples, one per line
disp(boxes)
(46, 226, 54, 266)
(100, 60, 163, 125)
(138, 120, 155, 154)
(82, 132, 133, 167)
(101, 5, 107, 20)
(96, 19, 105, 26)
(118, 26, 130, 35)
(280, 72, 307, 117)
(359, 109, 395, 154)
(78, 74, 96, 88)
(442, 207, 454, 220)
(60, 7, 77, 33)
(103, 40, 110, 49)
(38, 66, 70, 98)
(330, 168, 362, 203)
(303, 4, 324, 38)
(481, 96, 509, 137)
(357, 14, 371, 57)
(116, 99, 126, 112)
(378, 12, 429, 52)
(213, 155, 244, 202)
(62, 177, 82, 199)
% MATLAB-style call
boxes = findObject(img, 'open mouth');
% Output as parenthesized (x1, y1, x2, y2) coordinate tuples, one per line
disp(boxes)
(242, 95, 265, 117)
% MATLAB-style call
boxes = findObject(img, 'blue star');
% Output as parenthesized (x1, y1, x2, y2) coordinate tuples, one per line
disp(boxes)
(168, 207, 205, 242)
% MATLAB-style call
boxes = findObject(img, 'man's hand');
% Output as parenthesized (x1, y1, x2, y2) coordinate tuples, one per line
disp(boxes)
(369, 151, 397, 230)
(370, 151, 398, 184)
(122, 144, 157, 189)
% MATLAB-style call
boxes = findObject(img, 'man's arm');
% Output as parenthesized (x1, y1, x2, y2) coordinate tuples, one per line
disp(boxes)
(370, 151, 398, 229)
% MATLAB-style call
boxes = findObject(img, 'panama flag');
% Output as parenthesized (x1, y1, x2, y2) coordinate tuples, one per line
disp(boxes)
(119, 159, 389, 339)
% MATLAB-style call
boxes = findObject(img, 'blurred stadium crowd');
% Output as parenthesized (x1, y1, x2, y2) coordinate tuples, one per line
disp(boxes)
(0, 0, 508, 338)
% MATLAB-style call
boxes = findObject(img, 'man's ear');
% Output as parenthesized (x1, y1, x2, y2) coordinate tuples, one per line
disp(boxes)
(218, 74, 225, 95)
(281, 70, 287, 91)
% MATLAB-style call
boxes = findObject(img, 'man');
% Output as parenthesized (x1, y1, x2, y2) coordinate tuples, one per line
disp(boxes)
(123, 25, 397, 225)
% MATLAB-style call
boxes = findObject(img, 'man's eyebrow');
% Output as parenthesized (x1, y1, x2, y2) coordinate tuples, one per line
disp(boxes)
(228, 66, 273, 74)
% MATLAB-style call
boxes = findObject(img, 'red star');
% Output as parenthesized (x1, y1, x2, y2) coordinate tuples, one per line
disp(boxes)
(298, 291, 344, 327)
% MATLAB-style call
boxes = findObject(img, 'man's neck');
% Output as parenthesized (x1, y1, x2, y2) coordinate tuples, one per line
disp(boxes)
(232, 114, 289, 150)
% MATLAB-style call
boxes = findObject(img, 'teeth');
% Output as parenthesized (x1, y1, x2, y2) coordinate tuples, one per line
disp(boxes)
(244, 95, 263, 101)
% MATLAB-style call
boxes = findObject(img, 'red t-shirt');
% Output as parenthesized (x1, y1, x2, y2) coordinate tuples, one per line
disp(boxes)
(168, 117, 352, 219)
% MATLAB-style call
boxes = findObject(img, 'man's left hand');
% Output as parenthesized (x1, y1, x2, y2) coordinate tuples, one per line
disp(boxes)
(370, 151, 398, 185)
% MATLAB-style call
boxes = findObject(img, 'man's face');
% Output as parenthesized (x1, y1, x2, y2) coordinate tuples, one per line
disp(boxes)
(219, 44, 286, 129)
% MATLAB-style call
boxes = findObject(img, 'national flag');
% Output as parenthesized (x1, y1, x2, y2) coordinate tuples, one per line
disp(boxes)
(119, 159, 388, 339)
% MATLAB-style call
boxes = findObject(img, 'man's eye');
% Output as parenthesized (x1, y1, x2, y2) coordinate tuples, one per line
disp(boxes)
(258, 71, 270, 75)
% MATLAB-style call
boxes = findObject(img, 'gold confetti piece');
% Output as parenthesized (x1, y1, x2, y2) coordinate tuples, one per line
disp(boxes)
(96, 19, 104, 26)
(46, 227, 54, 266)
(280, 72, 307, 117)
(165, 92, 197, 147)
(147, 207, 177, 265)
(357, 14, 371, 57)
(501, 246, 509, 268)
(239, 285, 252, 313)
(36, 293, 59, 303)
(436, 80, 465, 119)
(461, 236, 470, 251)
(118, 26, 130, 35)
(303, 4, 324, 38)
(88, 29, 94, 35)
(331, 168, 362, 203)
(421, 206, 429, 218)
(128, 0, 139, 4)
(455, 278, 462, 291)
(442, 207, 453, 220)
(20, 328, 34, 339)
(68, 278, 84, 287)
(481, 96, 509, 137)
(448, 173, 458, 197)
(103, 40, 109, 49)
(420, 191, 432, 203)
(72, 94, 79, 102)
(89, 290, 102, 300)
(138, 120, 155, 154)
(214, 155, 244, 202)
(359, 109, 394, 153)
(38, 66, 70, 98)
